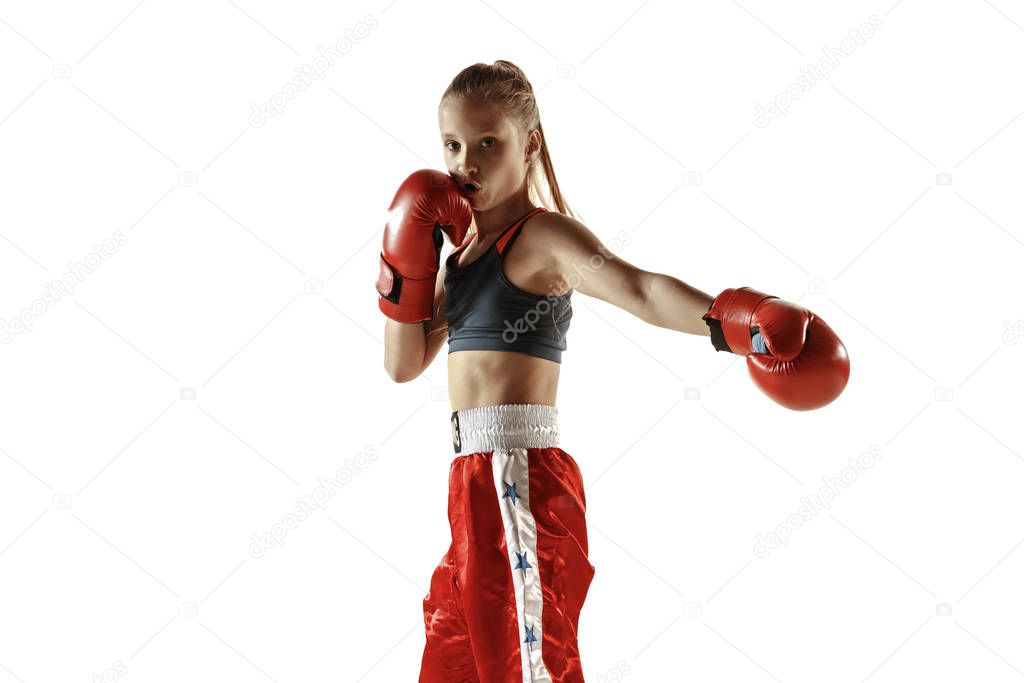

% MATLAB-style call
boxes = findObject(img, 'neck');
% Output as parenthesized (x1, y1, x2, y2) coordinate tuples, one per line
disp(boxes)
(472, 188, 536, 240)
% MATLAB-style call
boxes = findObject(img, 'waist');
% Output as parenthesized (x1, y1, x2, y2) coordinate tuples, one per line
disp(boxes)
(450, 403, 560, 454)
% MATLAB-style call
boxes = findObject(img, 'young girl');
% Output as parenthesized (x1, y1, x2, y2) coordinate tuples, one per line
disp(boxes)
(375, 60, 849, 683)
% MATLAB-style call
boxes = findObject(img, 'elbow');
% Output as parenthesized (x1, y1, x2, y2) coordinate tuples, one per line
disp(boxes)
(383, 361, 406, 383)
(633, 271, 655, 320)
(384, 360, 420, 384)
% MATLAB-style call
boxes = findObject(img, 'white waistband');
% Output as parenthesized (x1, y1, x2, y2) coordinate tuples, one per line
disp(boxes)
(451, 403, 560, 454)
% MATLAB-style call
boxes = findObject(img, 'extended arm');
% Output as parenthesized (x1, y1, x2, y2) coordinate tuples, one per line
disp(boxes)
(540, 214, 712, 335)
(547, 214, 849, 410)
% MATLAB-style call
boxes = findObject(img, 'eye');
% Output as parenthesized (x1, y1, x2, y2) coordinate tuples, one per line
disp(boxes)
(445, 138, 496, 152)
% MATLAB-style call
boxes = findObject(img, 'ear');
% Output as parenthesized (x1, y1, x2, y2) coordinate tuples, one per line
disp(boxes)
(525, 128, 542, 162)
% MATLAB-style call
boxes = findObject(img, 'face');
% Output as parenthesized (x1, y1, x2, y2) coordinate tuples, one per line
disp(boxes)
(439, 98, 537, 211)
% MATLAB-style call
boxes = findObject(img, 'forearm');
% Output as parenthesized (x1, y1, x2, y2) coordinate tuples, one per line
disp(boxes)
(639, 272, 714, 336)
(383, 318, 427, 382)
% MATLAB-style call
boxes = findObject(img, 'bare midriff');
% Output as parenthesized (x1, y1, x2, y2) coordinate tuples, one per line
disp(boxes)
(447, 350, 560, 411)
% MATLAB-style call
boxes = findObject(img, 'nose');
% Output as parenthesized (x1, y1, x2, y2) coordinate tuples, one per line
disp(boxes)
(455, 153, 478, 177)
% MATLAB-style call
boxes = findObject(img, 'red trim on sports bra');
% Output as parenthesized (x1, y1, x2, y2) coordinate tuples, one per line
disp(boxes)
(448, 207, 546, 269)
(449, 232, 476, 263)
(496, 207, 546, 255)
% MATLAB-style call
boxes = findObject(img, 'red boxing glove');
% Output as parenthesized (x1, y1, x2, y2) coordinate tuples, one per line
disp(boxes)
(376, 169, 472, 323)
(702, 287, 850, 410)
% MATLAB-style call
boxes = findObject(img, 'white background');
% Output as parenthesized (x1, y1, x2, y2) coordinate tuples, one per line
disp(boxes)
(2, 1, 1023, 681)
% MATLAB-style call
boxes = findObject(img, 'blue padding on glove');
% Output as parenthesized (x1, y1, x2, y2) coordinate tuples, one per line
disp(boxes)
(751, 331, 768, 354)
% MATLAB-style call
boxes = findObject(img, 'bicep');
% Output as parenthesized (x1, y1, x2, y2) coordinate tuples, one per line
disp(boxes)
(554, 218, 649, 316)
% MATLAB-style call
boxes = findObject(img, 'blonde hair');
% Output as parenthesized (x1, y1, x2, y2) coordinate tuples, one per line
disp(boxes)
(440, 60, 578, 225)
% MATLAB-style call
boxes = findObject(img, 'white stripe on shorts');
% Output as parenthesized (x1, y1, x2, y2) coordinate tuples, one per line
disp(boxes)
(492, 447, 551, 682)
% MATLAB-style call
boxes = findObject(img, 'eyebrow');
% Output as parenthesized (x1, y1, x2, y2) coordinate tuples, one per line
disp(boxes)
(441, 131, 500, 138)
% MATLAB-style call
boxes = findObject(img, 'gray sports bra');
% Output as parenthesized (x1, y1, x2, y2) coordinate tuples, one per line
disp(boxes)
(444, 207, 572, 363)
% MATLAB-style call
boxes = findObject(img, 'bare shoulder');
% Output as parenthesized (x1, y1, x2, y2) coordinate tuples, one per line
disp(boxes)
(525, 209, 649, 306)
(526, 210, 606, 272)
(529, 209, 589, 241)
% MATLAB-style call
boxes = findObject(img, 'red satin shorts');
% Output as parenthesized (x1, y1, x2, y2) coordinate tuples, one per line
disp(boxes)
(420, 403, 596, 682)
